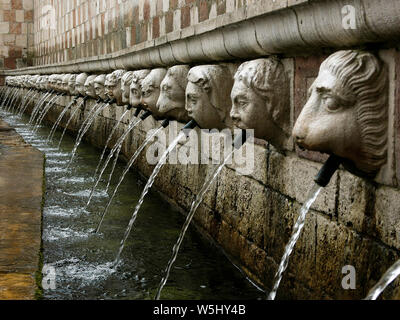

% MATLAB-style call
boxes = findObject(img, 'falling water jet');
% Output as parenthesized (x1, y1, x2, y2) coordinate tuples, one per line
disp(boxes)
(93, 106, 140, 180)
(85, 109, 152, 209)
(104, 107, 142, 192)
(267, 154, 342, 300)
(95, 119, 170, 234)
(113, 119, 198, 268)
(5, 87, 18, 112)
(155, 128, 247, 300)
(29, 90, 54, 124)
(47, 96, 80, 142)
(67, 99, 115, 168)
(365, 259, 400, 300)
(14, 88, 32, 114)
(19, 90, 40, 117)
(57, 96, 88, 148)
(33, 93, 65, 133)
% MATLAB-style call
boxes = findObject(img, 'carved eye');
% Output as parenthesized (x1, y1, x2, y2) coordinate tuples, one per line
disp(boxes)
(322, 95, 341, 112)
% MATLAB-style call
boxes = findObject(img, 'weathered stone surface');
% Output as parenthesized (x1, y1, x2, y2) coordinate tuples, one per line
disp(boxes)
(374, 186, 400, 251)
(0, 118, 44, 300)
(19, 91, 400, 300)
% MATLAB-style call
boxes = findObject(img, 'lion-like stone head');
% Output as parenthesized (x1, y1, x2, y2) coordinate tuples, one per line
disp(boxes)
(156, 65, 191, 123)
(186, 64, 234, 130)
(129, 69, 150, 108)
(293, 50, 388, 176)
(140, 68, 167, 118)
(105, 69, 127, 105)
(230, 58, 290, 149)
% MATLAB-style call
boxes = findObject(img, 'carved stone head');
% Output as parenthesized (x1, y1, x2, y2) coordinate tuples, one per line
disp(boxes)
(55, 74, 63, 92)
(292, 50, 388, 176)
(121, 71, 134, 105)
(156, 65, 191, 122)
(140, 68, 167, 118)
(48, 74, 57, 91)
(62, 74, 72, 94)
(76, 73, 88, 96)
(84, 75, 98, 99)
(94, 74, 107, 100)
(186, 65, 234, 130)
(105, 69, 127, 105)
(68, 74, 78, 96)
(129, 69, 150, 108)
(230, 58, 290, 149)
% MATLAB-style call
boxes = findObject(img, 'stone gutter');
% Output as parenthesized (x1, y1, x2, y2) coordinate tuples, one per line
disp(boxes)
(1, 0, 400, 76)
(0, 119, 44, 300)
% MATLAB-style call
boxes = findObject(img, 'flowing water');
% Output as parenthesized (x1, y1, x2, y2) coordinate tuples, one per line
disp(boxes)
(267, 183, 322, 300)
(156, 150, 235, 300)
(47, 97, 78, 141)
(365, 259, 400, 300)
(96, 126, 164, 233)
(68, 102, 108, 168)
(58, 98, 86, 148)
(85, 117, 142, 208)
(114, 131, 186, 267)
(0, 107, 263, 300)
(94, 109, 130, 179)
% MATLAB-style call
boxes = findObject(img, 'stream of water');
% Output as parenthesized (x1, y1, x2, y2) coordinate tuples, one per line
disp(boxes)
(0, 108, 263, 300)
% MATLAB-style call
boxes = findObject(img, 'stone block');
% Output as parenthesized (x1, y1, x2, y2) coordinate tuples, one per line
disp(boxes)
(268, 151, 337, 216)
(374, 186, 400, 251)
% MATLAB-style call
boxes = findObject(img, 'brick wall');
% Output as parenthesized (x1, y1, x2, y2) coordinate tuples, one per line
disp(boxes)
(0, 0, 34, 77)
(32, 0, 301, 65)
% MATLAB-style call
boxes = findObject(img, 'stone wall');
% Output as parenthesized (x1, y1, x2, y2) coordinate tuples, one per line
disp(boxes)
(32, 0, 305, 65)
(17, 91, 400, 299)
(0, 0, 34, 82)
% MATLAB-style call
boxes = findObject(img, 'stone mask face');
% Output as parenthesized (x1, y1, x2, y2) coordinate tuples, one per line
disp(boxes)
(156, 65, 190, 122)
(94, 74, 107, 100)
(68, 74, 78, 95)
(129, 70, 150, 108)
(140, 68, 167, 118)
(62, 74, 71, 93)
(76, 73, 88, 96)
(185, 65, 234, 130)
(121, 71, 133, 105)
(292, 50, 388, 176)
(84, 75, 97, 98)
(230, 58, 290, 149)
(105, 70, 126, 105)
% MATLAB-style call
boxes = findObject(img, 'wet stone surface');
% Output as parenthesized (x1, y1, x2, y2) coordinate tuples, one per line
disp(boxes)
(0, 118, 44, 300)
